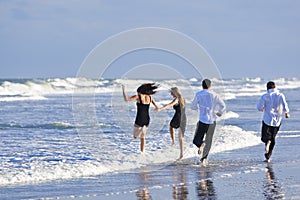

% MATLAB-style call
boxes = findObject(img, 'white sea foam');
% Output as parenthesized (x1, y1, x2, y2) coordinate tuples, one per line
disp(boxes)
(218, 111, 239, 120)
(211, 125, 260, 154)
(0, 77, 298, 186)
(279, 130, 300, 133)
(0, 160, 111, 186)
(0, 95, 47, 102)
(278, 134, 300, 138)
(0, 124, 260, 186)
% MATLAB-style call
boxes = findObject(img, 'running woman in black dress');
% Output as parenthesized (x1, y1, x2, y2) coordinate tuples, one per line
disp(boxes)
(156, 87, 186, 159)
(122, 83, 159, 152)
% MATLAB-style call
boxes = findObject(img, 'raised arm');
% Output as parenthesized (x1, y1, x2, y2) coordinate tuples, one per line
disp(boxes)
(122, 85, 138, 102)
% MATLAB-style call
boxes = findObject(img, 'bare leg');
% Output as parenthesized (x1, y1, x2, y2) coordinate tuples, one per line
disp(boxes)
(133, 126, 141, 139)
(198, 143, 206, 155)
(178, 128, 184, 159)
(140, 137, 145, 152)
(169, 126, 175, 145)
(201, 158, 208, 166)
(265, 140, 271, 154)
(265, 139, 275, 162)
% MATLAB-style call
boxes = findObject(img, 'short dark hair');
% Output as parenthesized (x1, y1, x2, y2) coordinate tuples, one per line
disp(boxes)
(267, 81, 276, 90)
(202, 79, 211, 89)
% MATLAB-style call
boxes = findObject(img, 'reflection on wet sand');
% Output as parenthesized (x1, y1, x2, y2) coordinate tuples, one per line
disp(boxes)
(196, 170, 216, 199)
(136, 165, 190, 200)
(136, 189, 152, 200)
(173, 167, 188, 200)
(136, 168, 152, 200)
(263, 164, 284, 199)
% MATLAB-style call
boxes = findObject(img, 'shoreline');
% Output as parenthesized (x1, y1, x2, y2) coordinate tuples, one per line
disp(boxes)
(2, 137, 300, 200)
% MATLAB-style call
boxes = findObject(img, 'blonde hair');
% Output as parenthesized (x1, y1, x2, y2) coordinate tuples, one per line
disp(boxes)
(170, 87, 185, 108)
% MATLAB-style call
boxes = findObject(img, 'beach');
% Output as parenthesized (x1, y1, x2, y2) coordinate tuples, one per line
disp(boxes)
(2, 138, 300, 200)
(0, 77, 299, 199)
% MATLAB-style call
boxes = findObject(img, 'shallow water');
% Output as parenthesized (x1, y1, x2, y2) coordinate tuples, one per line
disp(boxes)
(2, 139, 299, 199)
(0, 77, 299, 199)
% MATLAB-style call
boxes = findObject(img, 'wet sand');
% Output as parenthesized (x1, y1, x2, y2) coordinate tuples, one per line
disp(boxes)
(2, 136, 300, 200)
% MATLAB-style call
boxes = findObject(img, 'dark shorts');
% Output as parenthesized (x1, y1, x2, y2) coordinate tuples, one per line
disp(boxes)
(193, 121, 216, 148)
(261, 121, 280, 143)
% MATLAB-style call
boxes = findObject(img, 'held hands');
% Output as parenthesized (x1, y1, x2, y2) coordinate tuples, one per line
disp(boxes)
(216, 112, 222, 117)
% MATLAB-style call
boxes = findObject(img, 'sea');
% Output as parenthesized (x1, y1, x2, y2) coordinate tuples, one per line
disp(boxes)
(0, 77, 299, 199)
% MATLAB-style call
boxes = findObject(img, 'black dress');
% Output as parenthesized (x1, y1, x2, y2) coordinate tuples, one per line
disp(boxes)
(134, 95, 150, 127)
(170, 103, 186, 136)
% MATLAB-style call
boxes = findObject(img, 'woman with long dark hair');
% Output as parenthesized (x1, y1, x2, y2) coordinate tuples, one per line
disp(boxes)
(122, 83, 159, 152)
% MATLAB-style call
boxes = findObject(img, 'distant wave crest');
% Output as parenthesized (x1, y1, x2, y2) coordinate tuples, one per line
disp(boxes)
(0, 122, 76, 130)
(1, 77, 299, 101)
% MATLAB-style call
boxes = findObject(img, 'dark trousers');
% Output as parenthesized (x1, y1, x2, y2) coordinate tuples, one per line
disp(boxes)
(193, 121, 216, 159)
(261, 121, 280, 159)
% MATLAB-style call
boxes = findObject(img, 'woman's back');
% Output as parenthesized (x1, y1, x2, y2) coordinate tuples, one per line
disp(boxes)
(137, 94, 151, 105)
(135, 94, 151, 127)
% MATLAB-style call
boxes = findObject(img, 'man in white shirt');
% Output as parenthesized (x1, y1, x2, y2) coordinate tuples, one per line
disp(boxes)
(190, 79, 226, 165)
(257, 81, 290, 162)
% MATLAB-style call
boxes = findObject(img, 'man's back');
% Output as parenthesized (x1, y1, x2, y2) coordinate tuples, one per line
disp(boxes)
(257, 88, 289, 127)
(191, 89, 225, 124)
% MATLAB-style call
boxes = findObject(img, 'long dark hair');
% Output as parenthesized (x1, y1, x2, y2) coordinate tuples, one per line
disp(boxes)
(137, 83, 159, 95)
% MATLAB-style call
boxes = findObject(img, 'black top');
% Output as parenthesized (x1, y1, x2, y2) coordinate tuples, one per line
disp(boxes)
(134, 95, 151, 127)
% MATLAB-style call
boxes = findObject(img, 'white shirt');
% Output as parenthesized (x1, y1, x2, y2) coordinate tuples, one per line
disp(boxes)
(257, 88, 289, 127)
(190, 89, 226, 124)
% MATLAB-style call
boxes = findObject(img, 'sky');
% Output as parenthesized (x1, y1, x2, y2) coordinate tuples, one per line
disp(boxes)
(0, 0, 299, 79)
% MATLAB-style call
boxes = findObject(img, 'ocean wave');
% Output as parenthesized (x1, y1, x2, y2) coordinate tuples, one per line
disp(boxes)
(0, 160, 111, 186)
(0, 95, 47, 102)
(218, 111, 239, 120)
(1, 77, 299, 101)
(0, 124, 261, 186)
(278, 134, 300, 138)
(0, 122, 117, 131)
(279, 130, 300, 133)
(0, 78, 111, 101)
(277, 130, 300, 138)
(211, 125, 260, 154)
(0, 122, 76, 130)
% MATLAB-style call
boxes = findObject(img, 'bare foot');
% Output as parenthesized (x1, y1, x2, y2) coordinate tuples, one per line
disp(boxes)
(198, 143, 206, 155)
(201, 158, 208, 166)
(265, 140, 271, 154)
(178, 154, 183, 160)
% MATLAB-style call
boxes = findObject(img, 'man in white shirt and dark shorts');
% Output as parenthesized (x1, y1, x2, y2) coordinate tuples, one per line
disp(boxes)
(191, 79, 226, 165)
(257, 81, 290, 162)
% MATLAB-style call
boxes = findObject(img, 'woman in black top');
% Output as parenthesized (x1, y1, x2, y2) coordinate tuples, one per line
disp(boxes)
(122, 83, 159, 152)
(156, 87, 186, 159)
